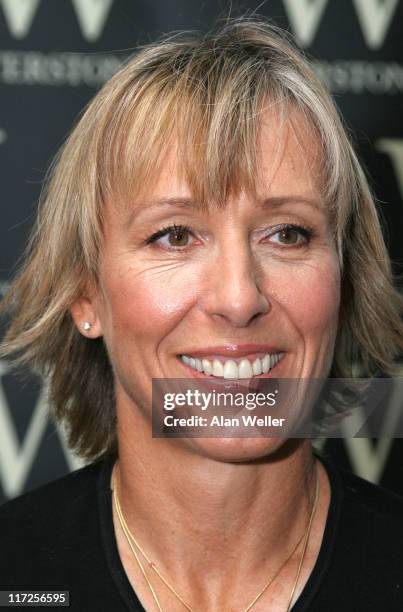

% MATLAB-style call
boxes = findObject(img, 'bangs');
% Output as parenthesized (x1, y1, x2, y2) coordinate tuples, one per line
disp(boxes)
(95, 39, 290, 214)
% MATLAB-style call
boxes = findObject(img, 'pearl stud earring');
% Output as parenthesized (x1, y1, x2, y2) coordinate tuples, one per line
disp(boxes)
(82, 321, 92, 332)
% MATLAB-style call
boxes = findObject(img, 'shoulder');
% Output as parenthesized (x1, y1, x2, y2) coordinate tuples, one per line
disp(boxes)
(322, 456, 403, 579)
(0, 457, 112, 587)
(0, 459, 103, 523)
(305, 456, 403, 610)
(329, 457, 403, 518)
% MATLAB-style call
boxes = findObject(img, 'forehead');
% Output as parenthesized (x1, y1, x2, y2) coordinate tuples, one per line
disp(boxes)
(112, 105, 326, 223)
(257, 107, 323, 195)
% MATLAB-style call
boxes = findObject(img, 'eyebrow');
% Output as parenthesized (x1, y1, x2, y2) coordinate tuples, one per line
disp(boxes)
(127, 198, 194, 226)
(127, 194, 324, 225)
(260, 196, 324, 211)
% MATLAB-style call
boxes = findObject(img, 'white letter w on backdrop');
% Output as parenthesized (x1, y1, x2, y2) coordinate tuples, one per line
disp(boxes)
(283, 0, 399, 49)
(0, 0, 113, 41)
(0, 360, 83, 499)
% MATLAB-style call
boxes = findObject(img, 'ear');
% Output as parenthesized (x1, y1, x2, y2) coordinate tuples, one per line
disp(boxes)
(70, 296, 103, 338)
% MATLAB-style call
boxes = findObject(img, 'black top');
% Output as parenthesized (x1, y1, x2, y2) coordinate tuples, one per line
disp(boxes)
(1, 453, 403, 611)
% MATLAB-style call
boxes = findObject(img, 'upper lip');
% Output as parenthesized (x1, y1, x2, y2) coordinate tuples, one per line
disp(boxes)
(178, 344, 284, 358)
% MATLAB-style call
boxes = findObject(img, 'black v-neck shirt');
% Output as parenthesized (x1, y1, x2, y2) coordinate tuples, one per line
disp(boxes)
(1, 453, 403, 611)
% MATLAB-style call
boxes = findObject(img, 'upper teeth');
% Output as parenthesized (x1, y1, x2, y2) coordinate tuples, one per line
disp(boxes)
(180, 353, 284, 379)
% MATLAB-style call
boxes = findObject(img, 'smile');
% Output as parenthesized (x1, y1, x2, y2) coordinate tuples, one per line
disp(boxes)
(179, 352, 284, 379)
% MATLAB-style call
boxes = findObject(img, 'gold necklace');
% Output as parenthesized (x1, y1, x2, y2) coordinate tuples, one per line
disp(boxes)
(112, 462, 319, 612)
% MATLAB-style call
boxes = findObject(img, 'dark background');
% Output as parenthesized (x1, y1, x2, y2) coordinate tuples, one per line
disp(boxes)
(0, 0, 402, 503)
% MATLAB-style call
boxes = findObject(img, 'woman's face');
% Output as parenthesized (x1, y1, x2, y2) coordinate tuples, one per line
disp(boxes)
(77, 109, 341, 461)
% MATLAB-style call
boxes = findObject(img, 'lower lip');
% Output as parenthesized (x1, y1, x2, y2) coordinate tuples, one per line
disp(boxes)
(177, 355, 285, 379)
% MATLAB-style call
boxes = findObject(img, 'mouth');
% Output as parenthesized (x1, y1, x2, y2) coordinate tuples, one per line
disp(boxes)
(177, 350, 285, 379)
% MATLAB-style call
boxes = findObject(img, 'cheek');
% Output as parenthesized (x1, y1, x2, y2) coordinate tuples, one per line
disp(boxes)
(100, 264, 200, 340)
(268, 258, 340, 337)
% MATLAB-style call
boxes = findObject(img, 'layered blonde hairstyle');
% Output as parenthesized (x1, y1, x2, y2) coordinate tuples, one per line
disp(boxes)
(1, 18, 402, 460)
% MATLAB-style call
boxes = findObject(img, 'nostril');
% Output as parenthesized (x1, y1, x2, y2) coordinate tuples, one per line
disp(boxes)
(212, 303, 270, 328)
(200, 253, 271, 326)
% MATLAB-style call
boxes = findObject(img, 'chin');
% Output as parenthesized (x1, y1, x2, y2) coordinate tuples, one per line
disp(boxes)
(186, 436, 287, 463)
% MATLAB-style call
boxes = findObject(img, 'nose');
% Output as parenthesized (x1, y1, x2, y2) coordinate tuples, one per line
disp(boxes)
(201, 244, 271, 328)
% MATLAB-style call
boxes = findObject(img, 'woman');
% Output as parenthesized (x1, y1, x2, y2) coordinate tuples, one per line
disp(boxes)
(1, 17, 403, 612)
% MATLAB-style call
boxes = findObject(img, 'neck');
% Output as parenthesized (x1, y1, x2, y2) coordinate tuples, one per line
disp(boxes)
(114, 394, 318, 595)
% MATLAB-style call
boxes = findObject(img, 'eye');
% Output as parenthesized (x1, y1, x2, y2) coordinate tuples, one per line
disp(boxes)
(145, 224, 194, 249)
(268, 224, 313, 246)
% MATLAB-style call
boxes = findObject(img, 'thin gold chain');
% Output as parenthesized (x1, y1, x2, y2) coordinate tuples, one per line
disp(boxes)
(285, 465, 319, 612)
(112, 462, 319, 612)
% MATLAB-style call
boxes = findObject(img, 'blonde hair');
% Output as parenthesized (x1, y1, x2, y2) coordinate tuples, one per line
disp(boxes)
(1, 17, 402, 460)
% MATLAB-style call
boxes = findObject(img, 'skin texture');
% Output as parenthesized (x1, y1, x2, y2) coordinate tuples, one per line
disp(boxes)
(71, 108, 340, 610)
